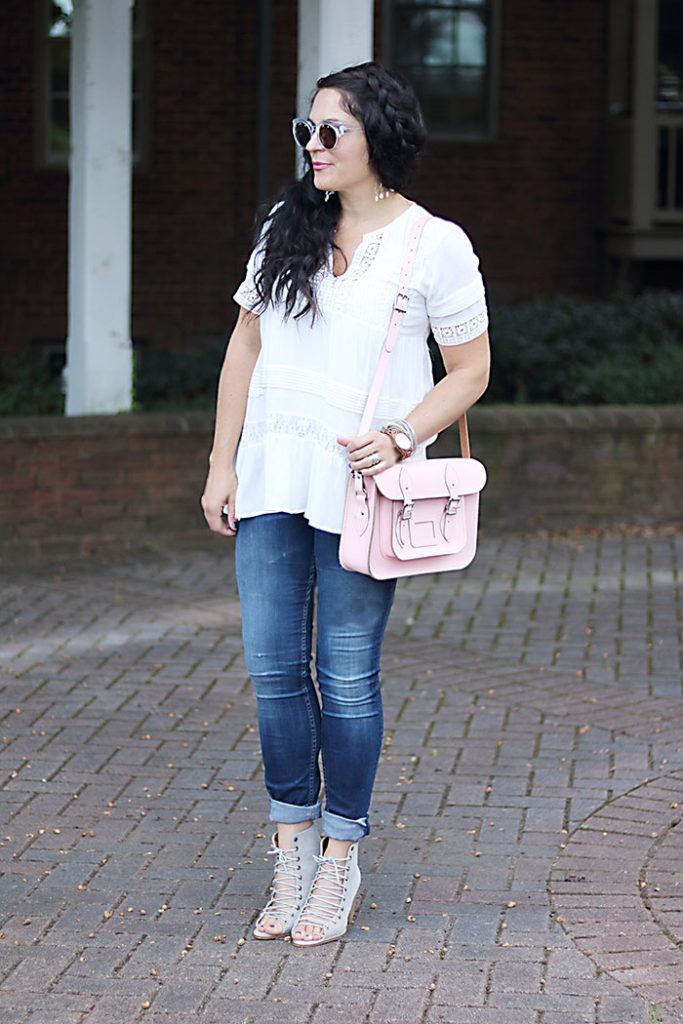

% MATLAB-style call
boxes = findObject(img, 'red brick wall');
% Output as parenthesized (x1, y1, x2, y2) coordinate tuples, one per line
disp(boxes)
(1, 0, 607, 363)
(0, 0, 69, 359)
(2, 408, 681, 561)
(0, 413, 212, 559)
(132, 0, 300, 352)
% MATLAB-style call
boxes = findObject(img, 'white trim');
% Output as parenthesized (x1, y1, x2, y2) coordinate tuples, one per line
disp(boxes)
(65, 0, 134, 415)
(631, 0, 657, 229)
(297, 0, 374, 115)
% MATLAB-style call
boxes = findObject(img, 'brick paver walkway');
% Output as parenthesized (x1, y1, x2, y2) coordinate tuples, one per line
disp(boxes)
(1, 529, 682, 1024)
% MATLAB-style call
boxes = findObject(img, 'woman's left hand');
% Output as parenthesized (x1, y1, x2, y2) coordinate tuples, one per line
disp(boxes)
(337, 430, 399, 475)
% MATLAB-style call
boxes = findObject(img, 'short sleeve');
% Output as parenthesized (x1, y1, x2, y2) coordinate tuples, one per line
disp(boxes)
(233, 204, 286, 313)
(233, 244, 266, 313)
(423, 221, 488, 345)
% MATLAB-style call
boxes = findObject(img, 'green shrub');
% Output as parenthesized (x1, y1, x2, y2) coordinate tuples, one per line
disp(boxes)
(133, 340, 224, 412)
(484, 291, 683, 404)
(0, 355, 64, 416)
(3, 292, 682, 415)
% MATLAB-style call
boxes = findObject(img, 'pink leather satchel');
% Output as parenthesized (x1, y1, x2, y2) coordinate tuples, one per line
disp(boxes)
(339, 214, 487, 579)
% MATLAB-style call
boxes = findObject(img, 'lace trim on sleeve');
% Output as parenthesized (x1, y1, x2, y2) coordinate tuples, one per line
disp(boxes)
(431, 309, 488, 345)
(237, 286, 259, 308)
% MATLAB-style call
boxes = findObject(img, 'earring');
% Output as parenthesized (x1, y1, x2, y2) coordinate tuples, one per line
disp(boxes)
(324, 190, 334, 203)
(374, 182, 394, 203)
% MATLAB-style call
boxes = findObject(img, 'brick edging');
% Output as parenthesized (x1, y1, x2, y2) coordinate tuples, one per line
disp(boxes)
(0, 410, 214, 439)
(2, 406, 681, 559)
(1, 405, 682, 439)
(466, 404, 683, 433)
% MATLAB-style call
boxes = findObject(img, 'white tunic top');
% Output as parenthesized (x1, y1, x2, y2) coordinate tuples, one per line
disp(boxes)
(233, 202, 488, 534)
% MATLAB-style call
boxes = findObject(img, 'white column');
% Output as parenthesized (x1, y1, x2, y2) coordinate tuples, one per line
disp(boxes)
(297, 0, 374, 115)
(66, 0, 133, 415)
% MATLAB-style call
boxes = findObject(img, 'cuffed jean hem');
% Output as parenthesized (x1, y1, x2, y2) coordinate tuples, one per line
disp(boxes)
(269, 797, 322, 825)
(323, 809, 369, 842)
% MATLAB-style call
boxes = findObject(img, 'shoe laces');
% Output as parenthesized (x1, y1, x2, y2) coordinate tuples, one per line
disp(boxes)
(260, 842, 303, 916)
(296, 852, 350, 928)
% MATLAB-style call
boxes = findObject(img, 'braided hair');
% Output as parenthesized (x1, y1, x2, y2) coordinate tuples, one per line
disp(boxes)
(251, 62, 426, 320)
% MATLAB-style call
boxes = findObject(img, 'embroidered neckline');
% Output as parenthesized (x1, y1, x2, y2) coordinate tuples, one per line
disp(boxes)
(330, 202, 419, 281)
(331, 236, 383, 283)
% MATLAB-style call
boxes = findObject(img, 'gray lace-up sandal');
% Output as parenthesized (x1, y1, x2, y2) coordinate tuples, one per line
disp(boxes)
(290, 839, 361, 947)
(253, 823, 319, 940)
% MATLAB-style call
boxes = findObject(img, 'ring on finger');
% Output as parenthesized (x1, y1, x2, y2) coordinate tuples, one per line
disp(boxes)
(369, 453, 380, 467)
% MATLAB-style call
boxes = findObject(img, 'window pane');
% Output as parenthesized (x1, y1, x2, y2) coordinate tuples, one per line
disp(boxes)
(408, 67, 459, 130)
(453, 65, 487, 131)
(50, 38, 69, 93)
(422, 10, 455, 66)
(658, 0, 683, 108)
(407, 65, 487, 134)
(393, 9, 455, 66)
(50, 97, 70, 155)
(456, 10, 487, 67)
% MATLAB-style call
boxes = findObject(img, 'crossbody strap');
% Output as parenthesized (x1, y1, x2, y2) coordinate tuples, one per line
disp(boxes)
(358, 211, 471, 459)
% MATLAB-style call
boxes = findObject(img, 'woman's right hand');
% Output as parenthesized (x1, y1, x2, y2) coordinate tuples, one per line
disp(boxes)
(201, 467, 239, 537)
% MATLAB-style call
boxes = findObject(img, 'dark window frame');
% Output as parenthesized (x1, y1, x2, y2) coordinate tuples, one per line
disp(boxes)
(382, 0, 501, 142)
(34, 0, 152, 172)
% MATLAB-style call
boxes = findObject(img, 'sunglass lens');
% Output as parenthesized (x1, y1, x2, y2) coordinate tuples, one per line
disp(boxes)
(318, 123, 338, 150)
(293, 121, 312, 147)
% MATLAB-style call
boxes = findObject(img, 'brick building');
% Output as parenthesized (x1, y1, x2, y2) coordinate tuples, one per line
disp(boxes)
(1, 0, 681, 378)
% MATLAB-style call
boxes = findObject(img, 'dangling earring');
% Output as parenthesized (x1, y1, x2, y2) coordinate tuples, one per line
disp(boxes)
(324, 190, 334, 203)
(374, 182, 394, 203)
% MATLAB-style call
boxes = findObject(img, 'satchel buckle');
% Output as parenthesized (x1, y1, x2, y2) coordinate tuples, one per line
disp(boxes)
(445, 496, 461, 515)
(400, 500, 414, 521)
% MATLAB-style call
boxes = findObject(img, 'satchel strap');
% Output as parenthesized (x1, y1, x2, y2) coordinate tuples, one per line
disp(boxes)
(358, 210, 470, 458)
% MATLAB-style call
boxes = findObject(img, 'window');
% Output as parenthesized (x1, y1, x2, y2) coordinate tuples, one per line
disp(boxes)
(385, 0, 499, 139)
(36, 0, 151, 170)
(657, 0, 683, 111)
(656, 0, 683, 215)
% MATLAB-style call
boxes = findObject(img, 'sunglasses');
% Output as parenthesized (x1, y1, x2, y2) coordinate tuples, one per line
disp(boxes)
(291, 117, 363, 151)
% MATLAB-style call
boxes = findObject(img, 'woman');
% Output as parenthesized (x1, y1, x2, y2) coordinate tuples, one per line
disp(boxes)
(202, 62, 489, 947)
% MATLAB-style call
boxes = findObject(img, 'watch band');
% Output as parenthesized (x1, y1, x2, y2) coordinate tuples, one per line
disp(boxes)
(386, 418, 418, 452)
(380, 426, 413, 461)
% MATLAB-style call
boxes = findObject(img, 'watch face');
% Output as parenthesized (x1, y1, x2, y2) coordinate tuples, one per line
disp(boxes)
(394, 431, 411, 451)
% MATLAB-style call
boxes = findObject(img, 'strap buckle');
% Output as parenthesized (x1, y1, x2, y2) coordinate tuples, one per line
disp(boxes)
(394, 291, 409, 315)
(445, 496, 461, 516)
(400, 500, 414, 521)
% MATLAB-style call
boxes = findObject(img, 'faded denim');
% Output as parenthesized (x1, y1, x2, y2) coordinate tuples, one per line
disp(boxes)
(235, 513, 396, 841)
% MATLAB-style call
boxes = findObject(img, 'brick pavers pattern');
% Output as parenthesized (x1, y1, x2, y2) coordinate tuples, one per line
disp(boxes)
(1, 530, 682, 1024)
(551, 773, 683, 1014)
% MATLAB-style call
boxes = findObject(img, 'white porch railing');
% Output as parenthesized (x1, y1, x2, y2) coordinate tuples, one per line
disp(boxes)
(655, 114, 683, 222)
(606, 113, 683, 226)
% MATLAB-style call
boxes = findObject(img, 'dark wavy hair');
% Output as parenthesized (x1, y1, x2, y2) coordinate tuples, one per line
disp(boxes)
(251, 62, 427, 320)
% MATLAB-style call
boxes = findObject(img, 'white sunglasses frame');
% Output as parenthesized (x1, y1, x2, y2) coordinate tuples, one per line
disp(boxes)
(291, 117, 363, 151)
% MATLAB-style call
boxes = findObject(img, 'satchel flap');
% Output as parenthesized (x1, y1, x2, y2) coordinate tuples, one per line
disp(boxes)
(373, 458, 486, 501)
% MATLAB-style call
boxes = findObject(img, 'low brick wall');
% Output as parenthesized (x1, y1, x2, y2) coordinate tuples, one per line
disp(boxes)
(1, 406, 681, 560)
(431, 406, 682, 534)
(1, 412, 213, 561)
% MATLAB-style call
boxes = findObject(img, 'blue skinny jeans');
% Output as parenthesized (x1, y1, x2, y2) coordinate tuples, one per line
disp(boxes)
(234, 513, 396, 841)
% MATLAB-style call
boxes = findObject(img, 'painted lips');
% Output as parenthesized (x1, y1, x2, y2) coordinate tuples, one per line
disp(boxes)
(312, 162, 332, 171)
